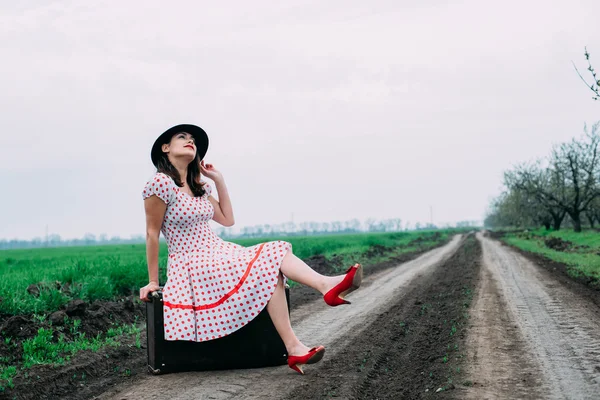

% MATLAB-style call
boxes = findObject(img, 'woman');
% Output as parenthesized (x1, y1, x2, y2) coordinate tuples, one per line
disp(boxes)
(139, 124, 362, 375)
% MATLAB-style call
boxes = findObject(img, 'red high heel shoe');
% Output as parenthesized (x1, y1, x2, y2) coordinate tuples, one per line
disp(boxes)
(288, 346, 325, 375)
(323, 263, 363, 306)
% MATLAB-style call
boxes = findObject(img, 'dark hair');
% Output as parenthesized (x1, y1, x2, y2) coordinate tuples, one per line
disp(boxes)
(155, 134, 207, 197)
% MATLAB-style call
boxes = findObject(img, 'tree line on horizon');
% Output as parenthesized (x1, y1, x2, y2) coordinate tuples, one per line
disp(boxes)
(214, 217, 478, 239)
(1, 217, 482, 250)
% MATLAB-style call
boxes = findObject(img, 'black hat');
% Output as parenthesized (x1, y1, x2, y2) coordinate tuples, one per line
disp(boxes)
(151, 124, 209, 167)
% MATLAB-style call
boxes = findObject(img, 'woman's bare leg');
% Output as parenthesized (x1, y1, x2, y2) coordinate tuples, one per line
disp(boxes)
(279, 251, 345, 294)
(267, 273, 311, 356)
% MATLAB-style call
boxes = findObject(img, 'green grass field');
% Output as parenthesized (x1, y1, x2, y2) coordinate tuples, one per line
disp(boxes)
(0, 230, 455, 316)
(502, 228, 600, 283)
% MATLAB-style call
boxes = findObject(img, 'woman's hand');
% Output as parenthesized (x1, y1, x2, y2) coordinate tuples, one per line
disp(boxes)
(200, 160, 223, 182)
(139, 281, 160, 302)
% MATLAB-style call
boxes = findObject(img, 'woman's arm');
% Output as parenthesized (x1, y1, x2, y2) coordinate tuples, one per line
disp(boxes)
(139, 195, 166, 301)
(201, 161, 235, 227)
(207, 178, 235, 226)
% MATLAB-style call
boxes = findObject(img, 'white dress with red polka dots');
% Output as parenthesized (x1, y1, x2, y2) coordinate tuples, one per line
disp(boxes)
(142, 172, 291, 342)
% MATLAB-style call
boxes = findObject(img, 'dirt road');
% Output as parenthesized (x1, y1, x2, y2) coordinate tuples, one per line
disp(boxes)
(96, 235, 464, 400)
(92, 232, 600, 400)
(460, 233, 600, 399)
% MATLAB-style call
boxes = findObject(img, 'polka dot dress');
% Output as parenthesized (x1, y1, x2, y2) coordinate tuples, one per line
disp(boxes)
(142, 172, 292, 342)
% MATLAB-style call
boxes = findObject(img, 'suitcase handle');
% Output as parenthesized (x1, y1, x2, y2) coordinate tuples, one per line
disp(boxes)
(148, 290, 162, 301)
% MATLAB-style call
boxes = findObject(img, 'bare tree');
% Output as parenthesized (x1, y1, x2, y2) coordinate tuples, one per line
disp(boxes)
(550, 124, 600, 231)
(365, 218, 377, 232)
(298, 222, 310, 235)
(348, 218, 361, 232)
(504, 162, 567, 230)
(573, 47, 600, 101)
(484, 190, 550, 229)
(331, 221, 342, 233)
(263, 224, 272, 235)
(391, 218, 402, 231)
(503, 124, 600, 232)
(586, 197, 600, 228)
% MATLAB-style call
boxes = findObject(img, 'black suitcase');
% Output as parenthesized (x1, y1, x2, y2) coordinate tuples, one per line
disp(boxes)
(146, 287, 290, 374)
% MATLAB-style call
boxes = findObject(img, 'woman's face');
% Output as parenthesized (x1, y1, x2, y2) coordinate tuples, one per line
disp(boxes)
(162, 132, 197, 162)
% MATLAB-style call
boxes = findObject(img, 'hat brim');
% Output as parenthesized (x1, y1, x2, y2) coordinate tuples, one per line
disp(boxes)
(151, 124, 209, 167)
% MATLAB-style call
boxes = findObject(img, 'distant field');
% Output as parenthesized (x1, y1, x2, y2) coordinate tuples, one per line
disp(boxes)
(0, 230, 455, 316)
(501, 228, 600, 283)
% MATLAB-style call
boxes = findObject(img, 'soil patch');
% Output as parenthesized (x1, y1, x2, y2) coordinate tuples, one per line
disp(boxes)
(285, 235, 481, 399)
(0, 298, 143, 343)
(543, 236, 572, 251)
(0, 298, 145, 400)
(1, 337, 143, 400)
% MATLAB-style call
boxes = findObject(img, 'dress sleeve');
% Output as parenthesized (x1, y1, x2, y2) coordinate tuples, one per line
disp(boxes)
(202, 181, 212, 196)
(142, 173, 175, 205)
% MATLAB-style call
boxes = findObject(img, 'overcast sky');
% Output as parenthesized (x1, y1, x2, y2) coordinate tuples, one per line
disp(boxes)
(1, 0, 599, 240)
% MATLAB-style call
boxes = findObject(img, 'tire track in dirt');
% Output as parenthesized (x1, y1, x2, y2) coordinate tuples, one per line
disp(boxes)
(96, 235, 463, 400)
(463, 233, 600, 399)
(459, 236, 546, 399)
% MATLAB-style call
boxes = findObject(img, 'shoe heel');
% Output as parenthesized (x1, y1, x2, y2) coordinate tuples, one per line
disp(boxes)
(352, 264, 363, 288)
(287, 346, 325, 375)
(323, 264, 362, 307)
(289, 363, 304, 375)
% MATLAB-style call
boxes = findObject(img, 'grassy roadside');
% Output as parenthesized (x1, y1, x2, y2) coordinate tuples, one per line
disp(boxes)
(499, 228, 600, 285)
